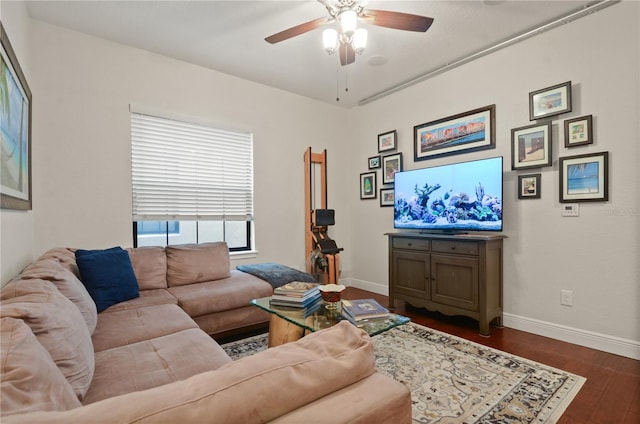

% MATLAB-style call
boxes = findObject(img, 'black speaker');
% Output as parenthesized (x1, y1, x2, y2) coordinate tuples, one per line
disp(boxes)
(313, 209, 335, 226)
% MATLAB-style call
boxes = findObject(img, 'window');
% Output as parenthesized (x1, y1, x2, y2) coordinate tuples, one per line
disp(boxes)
(137, 221, 180, 236)
(131, 111, 253, 251)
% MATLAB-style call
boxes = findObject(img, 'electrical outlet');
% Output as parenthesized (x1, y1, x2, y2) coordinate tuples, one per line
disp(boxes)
(561, 289, 573, 306)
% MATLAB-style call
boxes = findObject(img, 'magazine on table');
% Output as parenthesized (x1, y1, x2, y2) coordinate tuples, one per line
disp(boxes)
(342, 299, 389, 321)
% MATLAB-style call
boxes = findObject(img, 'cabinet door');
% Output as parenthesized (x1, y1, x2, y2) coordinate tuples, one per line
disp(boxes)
(392, 251, 430, 299)
(431, 254, 479, 311)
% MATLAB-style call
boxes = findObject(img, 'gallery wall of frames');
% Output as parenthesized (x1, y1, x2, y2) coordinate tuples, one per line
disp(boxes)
(359, 80, 607, 209)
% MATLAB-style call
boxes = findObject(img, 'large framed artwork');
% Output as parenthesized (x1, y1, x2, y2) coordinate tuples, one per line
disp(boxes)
(1, 23, 32, 210)
(559, 152, 609, 203)
(414, 104, 495, 161)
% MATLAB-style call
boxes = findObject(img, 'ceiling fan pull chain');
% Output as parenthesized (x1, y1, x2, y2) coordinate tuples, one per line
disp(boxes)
(336, 59, 340, 102)
(345, 64, 349, 93)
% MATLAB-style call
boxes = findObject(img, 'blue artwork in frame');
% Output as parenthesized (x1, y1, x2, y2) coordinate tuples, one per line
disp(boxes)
(1, 23, 32, 210)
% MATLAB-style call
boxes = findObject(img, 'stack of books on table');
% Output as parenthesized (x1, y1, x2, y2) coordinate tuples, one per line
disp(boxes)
(268, 300, 322, 318)
(341, 299, 390, 326)
(269, 282, 320, 308)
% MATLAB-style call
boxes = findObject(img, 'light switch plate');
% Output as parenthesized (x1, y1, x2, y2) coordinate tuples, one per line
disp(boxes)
(562, 204, 580, 217)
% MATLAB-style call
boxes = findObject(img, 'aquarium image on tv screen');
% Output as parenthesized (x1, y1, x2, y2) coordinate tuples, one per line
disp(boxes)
(394, 156, 503, 232)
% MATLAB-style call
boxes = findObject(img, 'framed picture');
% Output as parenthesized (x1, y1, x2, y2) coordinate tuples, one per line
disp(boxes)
(360, 171, 377, 200)
(414, 104, 495, 161)
(564, 115, 593, 147)
(1, 23, 32, 210)
(529, 81, 572, 121)
(511, 122, 552, 170)
(518, 174, 541, 199)
(368, 155, 381, 169)
(380, 188, 394, 207)
(378, 130, 397, 153)
(382, 152, 403, 184)
(559, 151, 609, 203)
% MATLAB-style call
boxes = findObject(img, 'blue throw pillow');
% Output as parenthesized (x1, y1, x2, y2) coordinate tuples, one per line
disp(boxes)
(75, 246, 123, 258)
(75, 247, 140, 312)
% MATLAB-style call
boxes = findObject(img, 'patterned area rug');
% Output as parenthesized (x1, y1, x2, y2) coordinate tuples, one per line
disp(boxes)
(221, 322, 585, 424)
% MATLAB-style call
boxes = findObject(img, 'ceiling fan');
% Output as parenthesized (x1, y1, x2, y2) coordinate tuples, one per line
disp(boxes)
(265, 0, 434, 66)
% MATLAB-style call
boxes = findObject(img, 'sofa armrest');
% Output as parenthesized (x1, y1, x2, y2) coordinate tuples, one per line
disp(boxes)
(3, 322, 377, 424)
(270, 373, 412, 424)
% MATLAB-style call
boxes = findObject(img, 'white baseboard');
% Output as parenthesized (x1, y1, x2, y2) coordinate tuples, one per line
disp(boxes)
(503, 313, 640, 360)
(341, 278, 640, 360)
(340, 277, 388, 296)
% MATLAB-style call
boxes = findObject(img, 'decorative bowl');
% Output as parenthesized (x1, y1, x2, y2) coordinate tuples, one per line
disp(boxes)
(318, 284, 346, 303)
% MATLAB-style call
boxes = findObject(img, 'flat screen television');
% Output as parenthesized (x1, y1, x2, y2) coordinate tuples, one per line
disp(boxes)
(394, 156, 503, 233)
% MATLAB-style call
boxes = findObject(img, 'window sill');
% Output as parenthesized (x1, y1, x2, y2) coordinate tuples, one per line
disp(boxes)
(230, 250, 258, 260)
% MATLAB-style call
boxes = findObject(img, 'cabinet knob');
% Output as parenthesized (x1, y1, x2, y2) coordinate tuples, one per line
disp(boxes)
(408, 243, 412, 246)
(451, 246, 456, 250)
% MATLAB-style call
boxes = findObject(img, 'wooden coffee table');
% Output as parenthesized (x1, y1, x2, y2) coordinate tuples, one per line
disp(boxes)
(251, 296, 410, 347)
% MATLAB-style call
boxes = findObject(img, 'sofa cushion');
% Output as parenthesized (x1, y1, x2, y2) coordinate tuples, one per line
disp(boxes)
(83, 328, 232, 405)
(271, 372, 412, 424)
(193, 305, 269, 336)
(0, 317, 82, 417)
(126, 247, 168, 290)
(165, 242, 230, 286)
(20, 259, 98, 334)
(100, 288, 177, 313)
(75, 247, 139, 312)
(35, 248, 80, 279)
(197, 322, 375, 421)
(3, 322, 375, 423)
(91, 304, 198, 352)
(168, 270, 272, 317)
(0, 280, 95, 400)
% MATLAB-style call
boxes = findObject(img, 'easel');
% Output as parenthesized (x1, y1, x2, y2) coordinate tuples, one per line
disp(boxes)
(304, 148, 343, 284)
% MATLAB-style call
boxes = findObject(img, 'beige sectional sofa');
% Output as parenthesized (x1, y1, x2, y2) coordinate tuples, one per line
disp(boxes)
(0, 243, 412, 423)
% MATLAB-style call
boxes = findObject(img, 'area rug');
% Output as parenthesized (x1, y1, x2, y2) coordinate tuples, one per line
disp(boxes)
(221, 322, 586, 424)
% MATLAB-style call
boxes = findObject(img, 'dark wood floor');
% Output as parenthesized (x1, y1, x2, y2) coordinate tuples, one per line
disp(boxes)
(342, 287, 640, 424)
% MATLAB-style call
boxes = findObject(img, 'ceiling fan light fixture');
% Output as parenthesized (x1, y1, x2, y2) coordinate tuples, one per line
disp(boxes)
(265, 2, 434, 68)
(353, 28, 367, 54)
(322, 28, 338, 54)
(339, 10, 357, 36)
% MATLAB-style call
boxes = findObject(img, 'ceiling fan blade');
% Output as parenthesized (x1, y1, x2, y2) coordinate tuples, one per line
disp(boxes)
(339, 43, 356, 66)
(265, 17, 331, 44)
(362, 9, 434, 32)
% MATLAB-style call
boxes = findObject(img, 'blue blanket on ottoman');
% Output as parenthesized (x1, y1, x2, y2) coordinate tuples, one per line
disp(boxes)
(236, 263, 317, 289)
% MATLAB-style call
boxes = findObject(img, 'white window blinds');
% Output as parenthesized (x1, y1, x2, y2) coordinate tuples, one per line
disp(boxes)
(131, 112, 253, 221)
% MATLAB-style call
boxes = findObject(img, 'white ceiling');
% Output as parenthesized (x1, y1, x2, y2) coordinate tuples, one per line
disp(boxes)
(25, 0, 607, 108)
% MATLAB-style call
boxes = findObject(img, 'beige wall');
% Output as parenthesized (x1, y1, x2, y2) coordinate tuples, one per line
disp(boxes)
(346, 2, 639, 353)
(0, 1, 35, 284)
(27, 19, 351, 274)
